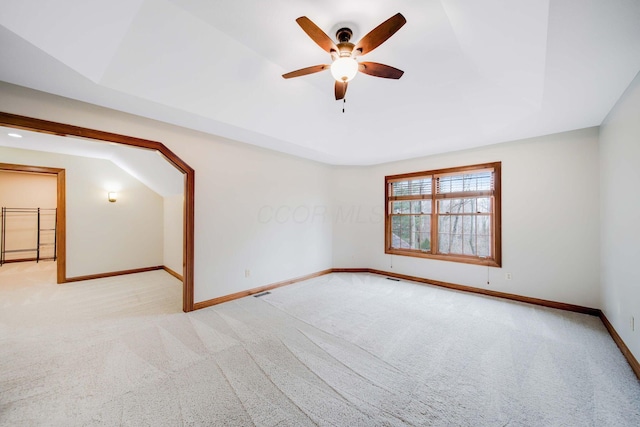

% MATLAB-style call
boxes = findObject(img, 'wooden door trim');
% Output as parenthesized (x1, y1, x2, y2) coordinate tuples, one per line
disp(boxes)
(0, 163, 66, 283)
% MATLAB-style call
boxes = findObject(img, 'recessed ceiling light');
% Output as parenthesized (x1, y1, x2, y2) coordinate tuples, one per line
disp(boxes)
(8, 133, 22, 138)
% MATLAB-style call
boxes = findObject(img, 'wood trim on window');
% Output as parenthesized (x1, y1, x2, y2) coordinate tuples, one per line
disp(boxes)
(0, 112, 196, 312)
(385, 162, 502, 267)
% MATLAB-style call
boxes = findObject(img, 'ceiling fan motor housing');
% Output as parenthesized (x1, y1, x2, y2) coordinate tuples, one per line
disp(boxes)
(336, 28, 355, 57)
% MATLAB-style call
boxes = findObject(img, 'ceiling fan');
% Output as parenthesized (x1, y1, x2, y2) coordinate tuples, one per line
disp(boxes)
(282, 13, 406, 100)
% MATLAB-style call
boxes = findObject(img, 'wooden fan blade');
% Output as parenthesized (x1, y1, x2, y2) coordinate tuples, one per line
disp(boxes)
(353, 13, 406, 57)
(335, 81, 348, 100)
(282, 64, 329, 79)
(296, 16, 338, 54)
(358, 62, 404, 79)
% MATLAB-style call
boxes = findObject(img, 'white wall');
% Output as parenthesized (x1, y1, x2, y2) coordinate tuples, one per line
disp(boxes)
(0, 82, 334, 302)
(333, 128, 602, 308)
(197, 137, 332, 301)
(0, 82, 607, 312)
(163, 193, 183, 275)
(599, 71, 640, 362)
(0, 146, 164, 276)
(0, 170, 57, 207)
(0, 171, 57, 260)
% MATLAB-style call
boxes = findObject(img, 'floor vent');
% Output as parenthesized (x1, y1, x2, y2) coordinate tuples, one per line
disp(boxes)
(253, 291, 271, 298)
(386, 277, 400, 282)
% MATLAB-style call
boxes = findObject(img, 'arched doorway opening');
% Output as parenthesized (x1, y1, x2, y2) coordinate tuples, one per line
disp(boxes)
(0, 112, 195, 312)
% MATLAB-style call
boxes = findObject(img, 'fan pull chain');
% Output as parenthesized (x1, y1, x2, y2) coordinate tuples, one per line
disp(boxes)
(342, 98, 346, 113)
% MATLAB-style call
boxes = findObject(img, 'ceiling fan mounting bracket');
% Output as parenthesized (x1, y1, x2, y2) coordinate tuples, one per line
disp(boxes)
(336, 27, 353, 43)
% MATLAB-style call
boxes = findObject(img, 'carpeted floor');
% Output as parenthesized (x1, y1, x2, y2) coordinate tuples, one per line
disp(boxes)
(1, 264, 639, 426)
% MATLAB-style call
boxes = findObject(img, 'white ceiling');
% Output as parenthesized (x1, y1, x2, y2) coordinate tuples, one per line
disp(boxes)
(0, 126, 184, 197)
(1, 0, 639, 165)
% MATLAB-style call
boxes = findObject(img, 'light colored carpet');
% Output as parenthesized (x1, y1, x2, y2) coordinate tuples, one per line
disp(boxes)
(1, 264, 639, 426)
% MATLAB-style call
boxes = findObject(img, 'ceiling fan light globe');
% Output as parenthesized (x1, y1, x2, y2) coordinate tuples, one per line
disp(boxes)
(330, 57, 358, 82)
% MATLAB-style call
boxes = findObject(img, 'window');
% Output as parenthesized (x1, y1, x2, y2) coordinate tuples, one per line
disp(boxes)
(385, 162, 501, 267)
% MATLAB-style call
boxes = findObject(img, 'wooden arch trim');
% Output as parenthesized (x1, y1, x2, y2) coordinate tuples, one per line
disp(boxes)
(0, 112, 195, 312)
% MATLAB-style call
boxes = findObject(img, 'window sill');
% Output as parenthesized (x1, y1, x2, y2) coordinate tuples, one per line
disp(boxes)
(385, 248, 501, 267)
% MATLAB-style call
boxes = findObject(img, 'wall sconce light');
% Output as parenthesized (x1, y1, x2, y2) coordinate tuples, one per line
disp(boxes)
(108, 192, 117, 203)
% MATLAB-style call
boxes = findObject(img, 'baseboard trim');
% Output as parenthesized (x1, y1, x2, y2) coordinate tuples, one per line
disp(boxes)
(332, 268, 369, 273)
(162, 266, 184, 281)
(64, 266, 164, 282)
(193, 269, 333, 310)
(197, 267, 599, 316)
(599, 312, 640, 380)
(363, 268, 601, 316)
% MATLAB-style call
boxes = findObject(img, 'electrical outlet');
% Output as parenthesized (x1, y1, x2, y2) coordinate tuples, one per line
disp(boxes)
(244, 269, 251, 278)
(505, 273, 512, 280)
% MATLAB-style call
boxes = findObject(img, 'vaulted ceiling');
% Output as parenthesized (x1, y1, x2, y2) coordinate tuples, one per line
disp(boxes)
(0, 126, 184, 197)
(1, 0, 639, 165)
